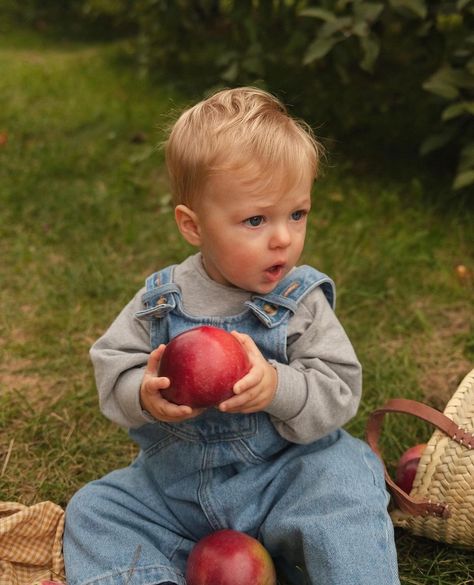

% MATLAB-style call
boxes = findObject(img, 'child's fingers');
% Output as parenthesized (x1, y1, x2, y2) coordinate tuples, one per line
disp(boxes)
(219, 394, 261, 414)
(144, 374, 170, 394)
(160, 401, 193, 418)
(231, 331, 266, 393)
(147, 390, 206, 421)
(144, 344, 166, 375)
(233, 368, 261, 394)
(231, 330, 260, 359)
(159, 402, 205, 422)
(150, 393, 193, 419)
(141, 345, 206, 422)
(219, 384, 260, 411)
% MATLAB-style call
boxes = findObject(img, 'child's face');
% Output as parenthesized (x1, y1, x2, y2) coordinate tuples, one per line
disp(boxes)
(191, 167, 312, 294)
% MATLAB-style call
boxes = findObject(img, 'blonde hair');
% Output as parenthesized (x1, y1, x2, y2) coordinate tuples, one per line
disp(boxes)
(165, 87, 322, 208)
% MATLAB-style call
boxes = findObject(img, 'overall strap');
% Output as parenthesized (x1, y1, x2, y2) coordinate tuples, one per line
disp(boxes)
(246, 265, 336, 328)
(135, 265, 181, 321)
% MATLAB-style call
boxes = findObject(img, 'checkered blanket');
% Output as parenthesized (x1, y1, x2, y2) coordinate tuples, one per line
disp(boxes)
(0, 501, 65, 585)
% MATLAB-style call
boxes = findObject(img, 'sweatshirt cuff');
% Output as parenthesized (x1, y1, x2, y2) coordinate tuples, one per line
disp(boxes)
(264, 361, 308, 422)
(112, 368, 152, 428)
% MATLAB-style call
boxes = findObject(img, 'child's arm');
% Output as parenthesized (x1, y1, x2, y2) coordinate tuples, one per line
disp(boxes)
(91, 290, 203, 427)
(90, 289, 180, 428)
(220, 287, 361, 444)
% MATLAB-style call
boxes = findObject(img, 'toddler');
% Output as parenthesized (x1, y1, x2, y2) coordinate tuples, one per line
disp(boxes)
(63, 87, 400, 585)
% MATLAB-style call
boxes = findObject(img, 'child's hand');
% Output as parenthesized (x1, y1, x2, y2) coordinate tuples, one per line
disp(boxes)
(140, 345, 204, 422)
(218, 331, 278, 414)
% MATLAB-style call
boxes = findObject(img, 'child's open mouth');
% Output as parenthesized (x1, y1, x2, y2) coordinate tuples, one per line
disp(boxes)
(265, 264, 285, 281)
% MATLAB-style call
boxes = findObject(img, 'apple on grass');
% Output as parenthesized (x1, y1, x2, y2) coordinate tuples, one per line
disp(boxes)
(395, 443, 427, 494)
(186, 529, 277, 585)
(159, 326, 250, 408)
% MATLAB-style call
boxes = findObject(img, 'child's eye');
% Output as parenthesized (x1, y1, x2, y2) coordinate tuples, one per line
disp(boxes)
(291, 210, 308, 221)
(244, 215, 265, 227)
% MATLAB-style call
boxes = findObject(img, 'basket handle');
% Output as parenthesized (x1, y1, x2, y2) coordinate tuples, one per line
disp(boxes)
(366, 398, 474, 519)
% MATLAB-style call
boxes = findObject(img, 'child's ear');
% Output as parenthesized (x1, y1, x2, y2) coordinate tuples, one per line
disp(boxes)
(175, 204, 202, 246)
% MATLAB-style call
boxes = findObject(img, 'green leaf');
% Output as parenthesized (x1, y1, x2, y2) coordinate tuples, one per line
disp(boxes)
(426, 66, 474, 97)
(423, 66, 461, 99)
(303, 37, 339, 64)
(319, 17, 353, 38)
(467, 57, 474, 75)
(442, 101, 474, 120)
(299, 8, 338, 22)
(389, 0, 427, 19)
(353, 21, 369, 37)
(459, 142, 474, 167)
(359, 35, 380, 72)
(354, 2, 384, 23)
(336, 0, 353, 10)
(221, 61, 239, 82)
(423, 80, 459, 100)
(420, 127, 457, 155)
(453, 169, 474, 189)
(457, 0, 473, 10)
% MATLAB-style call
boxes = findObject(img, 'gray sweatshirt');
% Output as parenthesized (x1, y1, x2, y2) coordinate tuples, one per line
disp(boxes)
(90, 253, 362, 444)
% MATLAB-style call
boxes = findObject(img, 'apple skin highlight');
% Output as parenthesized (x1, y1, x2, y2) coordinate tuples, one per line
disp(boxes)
(185, 529, 277, 585)
(159, 326, 251, 408)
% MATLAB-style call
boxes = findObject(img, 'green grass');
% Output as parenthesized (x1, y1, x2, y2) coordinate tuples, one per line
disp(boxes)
(0, 25, 473, 584)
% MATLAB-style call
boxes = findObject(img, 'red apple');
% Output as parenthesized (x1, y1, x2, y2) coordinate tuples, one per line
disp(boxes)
(159, 326, 250, 408)
(395, 443, 427, 494)
(186, 529, 277, 585)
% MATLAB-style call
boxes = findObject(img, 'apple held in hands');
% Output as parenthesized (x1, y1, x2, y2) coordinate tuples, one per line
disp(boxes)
(186, 529, 277, 585)
(159, 326, 251, 408)
(395, 443, 427, 494)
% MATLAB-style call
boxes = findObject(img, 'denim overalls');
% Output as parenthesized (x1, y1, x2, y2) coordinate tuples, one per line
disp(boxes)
(63, 266, 400, 585)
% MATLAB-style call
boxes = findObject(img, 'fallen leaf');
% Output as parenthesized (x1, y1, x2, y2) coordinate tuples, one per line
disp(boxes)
(455, 264, 472, 283)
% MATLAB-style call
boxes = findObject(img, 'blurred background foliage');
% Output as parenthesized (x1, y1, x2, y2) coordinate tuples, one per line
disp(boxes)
(2, 0, 474, 194)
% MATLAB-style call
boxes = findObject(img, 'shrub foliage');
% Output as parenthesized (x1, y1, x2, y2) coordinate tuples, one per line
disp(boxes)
(7, 0, 474, 190)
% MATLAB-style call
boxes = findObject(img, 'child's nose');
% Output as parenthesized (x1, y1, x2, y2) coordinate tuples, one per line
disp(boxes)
(269, 224, 291, 248)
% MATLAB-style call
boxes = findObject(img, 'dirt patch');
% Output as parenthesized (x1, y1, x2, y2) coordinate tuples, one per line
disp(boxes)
(0, 353, 61, 408)
(409, 301, 472, 409)
(0, 312, 80, 405)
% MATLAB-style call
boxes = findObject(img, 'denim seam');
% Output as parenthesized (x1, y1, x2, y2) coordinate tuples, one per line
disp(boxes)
(232, 438, 268, 465)
(168, 535, 186, 565)
(171, 298, 252, 324)
(153, 418, 258, 443)
(360, 440, 398, 583)
(197, 445, 222, 531)
(142, 434, 176, 458)
(360, 441, 387, 493)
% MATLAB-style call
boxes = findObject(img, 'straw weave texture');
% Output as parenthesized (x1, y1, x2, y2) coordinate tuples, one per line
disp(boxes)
(391, 369, 474, 548)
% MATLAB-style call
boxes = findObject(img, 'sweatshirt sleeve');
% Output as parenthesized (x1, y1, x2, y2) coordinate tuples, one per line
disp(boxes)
(265, 287, 362, 444)
(89, 288, 154, 428)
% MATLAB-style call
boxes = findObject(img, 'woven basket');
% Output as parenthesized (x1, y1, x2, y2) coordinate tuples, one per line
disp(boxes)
(366, 368, 474, 548)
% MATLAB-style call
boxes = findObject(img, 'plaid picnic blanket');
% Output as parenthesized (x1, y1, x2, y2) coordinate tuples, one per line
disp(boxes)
(0, 501, 65, 585)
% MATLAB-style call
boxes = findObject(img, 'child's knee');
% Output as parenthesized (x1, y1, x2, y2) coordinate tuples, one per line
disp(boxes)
(65, 481, 105, 529)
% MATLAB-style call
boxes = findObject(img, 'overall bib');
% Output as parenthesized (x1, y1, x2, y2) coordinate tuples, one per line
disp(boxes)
(63, 266, 400, 585)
